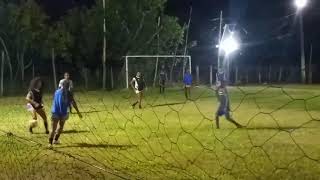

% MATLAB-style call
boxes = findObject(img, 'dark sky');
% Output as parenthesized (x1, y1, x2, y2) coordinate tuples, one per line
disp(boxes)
(41, 0, 320, 66)
(165, 0, 320, 66)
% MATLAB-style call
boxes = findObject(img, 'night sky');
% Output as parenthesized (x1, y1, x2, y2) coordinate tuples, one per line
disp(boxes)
(41, 0, 320, 67)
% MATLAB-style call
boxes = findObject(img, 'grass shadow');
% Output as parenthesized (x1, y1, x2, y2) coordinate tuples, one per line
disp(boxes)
(63, 130, 91, 134)
(244, 126, 316, 130)
(151, 102, 185, 108)
(58, 143, 137, 150)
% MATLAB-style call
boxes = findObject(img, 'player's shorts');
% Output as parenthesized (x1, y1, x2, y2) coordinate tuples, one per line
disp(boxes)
(185, 85, 191, 88)
(160, 80, 166, 87)
(216, 106, 230, 117)
(51, 114, 69, 121)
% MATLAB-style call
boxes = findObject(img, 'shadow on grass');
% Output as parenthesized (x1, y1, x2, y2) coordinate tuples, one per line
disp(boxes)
(70, 110, 108, 114)
(244, 126, 315, 130)
(151, 102, 185, 107)
(58, 143, 136, 150)
(63, 130, 90, 134)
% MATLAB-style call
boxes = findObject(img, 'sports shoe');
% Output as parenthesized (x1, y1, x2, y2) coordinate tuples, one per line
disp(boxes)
(237, 124, 244, 128)
(53, 140, 61, 145)
(29, 127, 33, 134)
(47, 144, 53, 149)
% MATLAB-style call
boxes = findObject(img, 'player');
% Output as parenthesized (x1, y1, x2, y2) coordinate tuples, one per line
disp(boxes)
(26, 77, 49, 134)
(59, 72, 73, 91)
(183, 70, 192, 99)
(159, 65, 168, 94)
(131, 72, 146, 109)
(215, 82, 243, 129)
(59, 72, 74, 112)
(48, 81, 82, 148)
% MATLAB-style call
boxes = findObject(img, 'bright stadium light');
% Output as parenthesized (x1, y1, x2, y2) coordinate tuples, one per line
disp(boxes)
(295, 0, 308, 9)
(219, 35, 240, 55)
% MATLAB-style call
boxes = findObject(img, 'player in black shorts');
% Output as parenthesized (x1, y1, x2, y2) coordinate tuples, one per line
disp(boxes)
(26, 77, 49, 134)
(215, 82, 243, 129)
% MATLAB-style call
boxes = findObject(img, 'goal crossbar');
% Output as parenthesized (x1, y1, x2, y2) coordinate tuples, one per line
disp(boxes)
(124, 55, 192, 88)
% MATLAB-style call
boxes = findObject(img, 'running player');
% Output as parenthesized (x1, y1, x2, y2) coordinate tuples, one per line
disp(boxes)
(159, 65, 167, 94)
(59, 72, 74, 112)
(131, 72, 146, 109)
(26, 77, 49, 134)
(183, 70, 192, 99)
(48, 81, 82, 147)
(215, 82, 243, 129)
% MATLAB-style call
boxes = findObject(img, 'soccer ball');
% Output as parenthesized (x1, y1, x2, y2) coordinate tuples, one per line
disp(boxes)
(29, 120, 38, 128)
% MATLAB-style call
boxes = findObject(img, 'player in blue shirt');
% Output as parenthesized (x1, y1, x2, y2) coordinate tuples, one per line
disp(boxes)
(215, 82, 243, 129)
(183, 70, 192, 99)
(48, 81, 82, 147)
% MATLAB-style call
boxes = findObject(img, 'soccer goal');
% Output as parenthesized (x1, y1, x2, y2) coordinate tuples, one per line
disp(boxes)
(124, 55, 192, 88)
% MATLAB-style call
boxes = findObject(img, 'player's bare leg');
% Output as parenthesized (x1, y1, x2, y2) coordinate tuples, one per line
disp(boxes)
(29, 110, 37, 133)
(36, 109, 49, 134)
(215, 114, 220, 129)
(53, 119, 66, 144)
(138, 92, 143, 109)
(49, 119, 59, 147)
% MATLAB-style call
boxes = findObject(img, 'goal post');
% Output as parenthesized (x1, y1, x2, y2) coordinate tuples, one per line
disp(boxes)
(124, 55, 192, 89)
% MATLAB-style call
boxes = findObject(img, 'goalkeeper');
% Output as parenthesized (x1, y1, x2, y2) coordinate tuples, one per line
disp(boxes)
(215, 81, 243, 129)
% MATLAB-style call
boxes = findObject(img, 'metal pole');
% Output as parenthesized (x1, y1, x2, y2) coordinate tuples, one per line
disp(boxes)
(217, 11, 223, 71)
(52, 48, 57, 89)
(102, 0, 107, 89)
(1, 51, 4, 96)
(308, 44, 313, 84)
(210, 65, 213, 86)
(153, 16, 161, 87)
(299, 14, 306, 84)
(183, 6, 192, 76)
(189, 56, 192, 73)
(126, 57, 129, 89)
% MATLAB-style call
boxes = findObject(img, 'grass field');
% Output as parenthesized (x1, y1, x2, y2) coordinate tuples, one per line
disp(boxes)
(0, 85, 319, 180)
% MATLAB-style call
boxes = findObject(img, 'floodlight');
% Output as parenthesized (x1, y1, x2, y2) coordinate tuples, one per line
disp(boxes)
(220, 35, 239, 55)
(295, 0, 308, 9)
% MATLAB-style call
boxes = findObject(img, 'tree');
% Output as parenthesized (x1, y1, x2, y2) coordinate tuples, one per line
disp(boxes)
(0, 0, 47, 84)
(43, 22, 73, 88)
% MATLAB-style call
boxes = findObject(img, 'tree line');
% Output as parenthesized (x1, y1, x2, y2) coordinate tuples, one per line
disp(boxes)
(0, 0, 186, 96)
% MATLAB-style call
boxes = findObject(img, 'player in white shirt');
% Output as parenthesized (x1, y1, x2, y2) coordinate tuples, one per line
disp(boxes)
(130, 72, 146, 109)
(59, 72, 74, 112)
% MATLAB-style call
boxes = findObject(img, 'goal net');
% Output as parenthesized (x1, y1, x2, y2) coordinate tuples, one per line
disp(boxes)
(122, 55, 192, 89)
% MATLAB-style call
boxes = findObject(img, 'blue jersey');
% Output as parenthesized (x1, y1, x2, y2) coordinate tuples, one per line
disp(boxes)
(183, 73, 192, 85)
(51, 89, 70, 117)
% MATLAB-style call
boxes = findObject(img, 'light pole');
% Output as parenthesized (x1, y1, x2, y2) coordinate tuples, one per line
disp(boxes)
(295, 0, 308, 84)
(217, 33, 240, 84)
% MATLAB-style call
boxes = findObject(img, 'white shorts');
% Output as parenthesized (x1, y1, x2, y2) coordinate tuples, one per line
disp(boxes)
(185, 85, 191, 88)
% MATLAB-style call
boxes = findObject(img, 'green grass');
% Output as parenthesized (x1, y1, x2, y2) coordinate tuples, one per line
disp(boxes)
(0, 85, 319, 179)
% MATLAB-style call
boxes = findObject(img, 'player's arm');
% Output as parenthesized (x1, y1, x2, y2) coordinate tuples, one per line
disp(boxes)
(130, 78, 136, 90)
(69, 80, 74, 91)
(26, 92, 39, 108)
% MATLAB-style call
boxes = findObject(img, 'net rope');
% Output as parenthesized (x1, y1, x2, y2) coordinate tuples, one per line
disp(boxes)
(0, 85, 319, 179)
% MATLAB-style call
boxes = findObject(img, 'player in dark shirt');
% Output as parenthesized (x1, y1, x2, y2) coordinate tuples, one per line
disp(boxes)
(26, 77, 49, 134)
(215, 82, 243, 129)
(159, 66, 167, 94)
